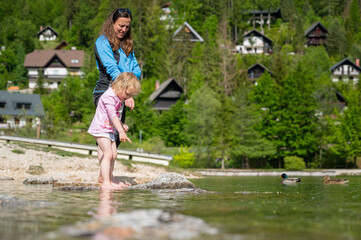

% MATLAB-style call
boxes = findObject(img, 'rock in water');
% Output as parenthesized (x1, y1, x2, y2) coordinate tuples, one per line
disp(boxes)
(23, 177, 53, 185)
(128, 173, 195, 190)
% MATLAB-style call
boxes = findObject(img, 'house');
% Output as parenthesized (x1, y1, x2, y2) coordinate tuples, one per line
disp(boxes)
(37, 26, 58, 41)
(247, 63, 273, 85)
(236, 29, 273, 54)
(247, 8, 282, 25)
(148, 78, 183, 111)
(172, 22, 204, 43)
(330, 58, 361, 84)
(0, 91, 45, 129)
(24, 49, 85, 90)
(305, 21, 328, 46)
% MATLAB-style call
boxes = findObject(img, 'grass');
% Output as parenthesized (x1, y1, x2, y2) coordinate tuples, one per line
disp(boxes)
(12, 149, 25, 154)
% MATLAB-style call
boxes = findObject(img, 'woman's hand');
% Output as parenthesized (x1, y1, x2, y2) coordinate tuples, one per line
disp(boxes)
(125, 97, 135, 110)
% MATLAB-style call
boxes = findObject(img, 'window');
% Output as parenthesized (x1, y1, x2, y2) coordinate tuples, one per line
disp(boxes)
(71, 59, 79, 63)
(0, 102, 5, 108)
(53, 70, 59, 75)
(16, 103, 31, 109)
(0, 116, 5, 123)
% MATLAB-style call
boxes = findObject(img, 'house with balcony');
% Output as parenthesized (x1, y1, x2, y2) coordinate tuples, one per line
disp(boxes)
(330, 58, 361, 85)
(237, 29, 273, 54)
(24, 49, 85, 90)
(305, 21, 328, 47)
(0, 90, 45, 129)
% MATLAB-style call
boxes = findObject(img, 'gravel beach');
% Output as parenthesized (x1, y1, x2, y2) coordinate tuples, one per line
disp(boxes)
(0, 141, 184, 185)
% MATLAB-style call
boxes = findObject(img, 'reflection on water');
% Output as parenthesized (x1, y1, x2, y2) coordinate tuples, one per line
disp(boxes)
(1, 176, 361, 240)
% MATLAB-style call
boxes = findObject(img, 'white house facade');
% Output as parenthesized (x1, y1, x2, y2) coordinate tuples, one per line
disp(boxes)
(330, 58, 361, 84)
(237, 29, 273, 55)
(37, 26, 58, 41)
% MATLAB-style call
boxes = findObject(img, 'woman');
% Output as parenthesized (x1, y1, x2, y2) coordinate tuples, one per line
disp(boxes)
(93, 8, 141, 145)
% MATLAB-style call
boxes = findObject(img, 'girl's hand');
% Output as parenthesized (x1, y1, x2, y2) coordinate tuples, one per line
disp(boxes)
(119, 131, 131, 143)
(125, 97, 134, 110)
(123, 124, 129, 132)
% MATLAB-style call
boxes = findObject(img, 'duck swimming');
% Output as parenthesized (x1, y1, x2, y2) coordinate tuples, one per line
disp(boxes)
(323, 175, 349, 184)
(280, 173, 301, 184)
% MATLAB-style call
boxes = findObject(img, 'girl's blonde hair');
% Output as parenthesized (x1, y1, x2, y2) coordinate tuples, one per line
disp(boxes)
(101, 9, 133, 56)
(111, 72, 140, 96)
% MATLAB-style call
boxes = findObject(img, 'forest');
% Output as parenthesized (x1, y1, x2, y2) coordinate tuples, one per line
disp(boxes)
(1, 0, 361, 169)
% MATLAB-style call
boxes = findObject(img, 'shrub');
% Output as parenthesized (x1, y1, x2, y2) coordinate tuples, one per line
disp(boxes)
(284, 156, 305, 170)
(172, 147, 195, 168)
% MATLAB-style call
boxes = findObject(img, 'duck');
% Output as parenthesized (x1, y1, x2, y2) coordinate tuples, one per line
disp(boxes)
(280, 173, 301, 184)
(323, 175, 349, 184)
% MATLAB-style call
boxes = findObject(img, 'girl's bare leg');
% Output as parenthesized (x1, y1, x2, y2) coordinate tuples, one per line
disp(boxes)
(96, 137, 122, 189)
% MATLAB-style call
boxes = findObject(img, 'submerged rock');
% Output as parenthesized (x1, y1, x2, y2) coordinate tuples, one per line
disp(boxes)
(23, 177, 53, 185)
(128, 173, 195, 190)
(57, 209, 218, 239)
(0, 194, 52, 208)
(0, 177, 14, 180)
(52, 180, 100, 191)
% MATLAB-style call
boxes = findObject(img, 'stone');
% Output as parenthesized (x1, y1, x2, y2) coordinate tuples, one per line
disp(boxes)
(0, 177, 14, 180)
(128, 173, 195, 190)
(26, 165, 45, 175)
(23, 177, 53, 185)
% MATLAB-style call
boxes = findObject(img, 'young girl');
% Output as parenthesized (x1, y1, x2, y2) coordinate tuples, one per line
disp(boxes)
(88, 72, 140, 189)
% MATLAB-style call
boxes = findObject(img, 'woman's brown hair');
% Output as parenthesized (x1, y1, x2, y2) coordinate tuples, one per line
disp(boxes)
(101, 9, 133, 56)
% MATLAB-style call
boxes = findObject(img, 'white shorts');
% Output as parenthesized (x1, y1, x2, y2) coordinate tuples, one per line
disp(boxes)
(91, 132, 116, 142)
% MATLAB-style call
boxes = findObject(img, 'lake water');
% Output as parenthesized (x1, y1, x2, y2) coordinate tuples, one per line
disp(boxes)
(1, 175, 361, 240)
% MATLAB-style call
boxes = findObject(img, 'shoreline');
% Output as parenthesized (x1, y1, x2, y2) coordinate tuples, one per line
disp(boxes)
(196, 169, 361, 176)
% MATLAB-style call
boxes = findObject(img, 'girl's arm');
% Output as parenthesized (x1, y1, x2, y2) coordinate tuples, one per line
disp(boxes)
(111, 116, 131, 143)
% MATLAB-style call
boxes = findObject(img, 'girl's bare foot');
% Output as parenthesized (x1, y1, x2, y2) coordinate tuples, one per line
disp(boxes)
(101, 182, 123, 190)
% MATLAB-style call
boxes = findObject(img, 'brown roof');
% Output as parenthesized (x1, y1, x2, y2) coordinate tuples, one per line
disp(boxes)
(24, 50, 85, 68)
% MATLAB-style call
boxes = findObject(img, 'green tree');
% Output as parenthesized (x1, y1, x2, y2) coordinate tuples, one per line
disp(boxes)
(185, 84, 220, 167)
(327, 85, 361, 168)
(231, 86, 276, 168)
(327, 18, 347, 57)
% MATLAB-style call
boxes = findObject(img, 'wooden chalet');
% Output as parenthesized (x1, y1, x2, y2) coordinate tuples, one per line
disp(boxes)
(247, 63, 273, 85)
(305, 21, 328, 46)
(148, 78, 183, 111)
(330, 58, 361, 84)
(172, 22, 204, 43)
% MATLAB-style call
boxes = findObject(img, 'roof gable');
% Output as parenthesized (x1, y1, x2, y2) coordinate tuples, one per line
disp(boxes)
(247, 63, 273, 75)
(149, 78, 183, 102)
(244, 29, 273, 44)
(0, 91, 45, 117)
(37, 25, 58, 37)
(330, 58, 361, 72)
(24, 50, 84, 68)
(44, 54, 67, 68)
(305, 21, 328, 36)
(172, 22, 204, 42)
